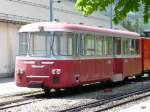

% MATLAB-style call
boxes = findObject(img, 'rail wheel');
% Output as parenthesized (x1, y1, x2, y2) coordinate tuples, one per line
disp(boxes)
(135, 75, 142, 79)
(43, 87, 51, 95)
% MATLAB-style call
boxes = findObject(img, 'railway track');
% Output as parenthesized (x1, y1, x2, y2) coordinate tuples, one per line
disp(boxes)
(0, 78, 150, 111)
(59, 82, 150, 112)
(0, 91, 44, 110)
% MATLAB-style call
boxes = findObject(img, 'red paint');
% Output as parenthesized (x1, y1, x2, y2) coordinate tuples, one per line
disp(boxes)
(16, 22, 143, 90)
(141, 38, 150, 72)
(15, 56, 142, 89)
(123, 58, 142, 77)
(113, 58, 123, 74)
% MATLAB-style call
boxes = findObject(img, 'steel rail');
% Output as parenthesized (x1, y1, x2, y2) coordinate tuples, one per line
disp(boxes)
(95, 87, 150, 112)
(0, 99, 43, 110)
(0, 90, 43, 99)
(59, 85, 150, 112)
(0, 91, 44, 110)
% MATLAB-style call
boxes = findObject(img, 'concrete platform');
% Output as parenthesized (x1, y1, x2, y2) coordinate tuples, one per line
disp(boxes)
(0, 77, 41, 97)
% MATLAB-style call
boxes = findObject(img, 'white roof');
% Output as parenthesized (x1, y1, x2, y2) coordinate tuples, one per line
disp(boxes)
(19, 22, 140, 38)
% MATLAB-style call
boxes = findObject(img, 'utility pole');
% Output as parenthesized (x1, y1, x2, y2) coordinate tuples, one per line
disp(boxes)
(135, 13, 140, 33)
(110, 4, 113, 29)
(49, 0, 53, 21)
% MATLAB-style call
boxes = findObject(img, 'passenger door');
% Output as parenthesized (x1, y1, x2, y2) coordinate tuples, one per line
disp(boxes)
(113, 37, 124, 82)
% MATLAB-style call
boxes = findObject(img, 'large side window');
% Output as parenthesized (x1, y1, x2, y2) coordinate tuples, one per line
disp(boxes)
(84, 34, 95, 56)
(129, 39, 140, 55)
(19, 33, 28, 55)
(53, 32, 74, 56)
(95, 35, 103, 56)
(114, 37, 122, 56)
(123, 38, 130, 55)
(123, 38, 140, 56)
(104, 37, 113, 56)
(130, 39, 136, 55)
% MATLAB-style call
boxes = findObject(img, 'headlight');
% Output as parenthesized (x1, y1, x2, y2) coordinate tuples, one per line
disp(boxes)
(51, 69, 61, 75)
(16, 69, 25, 75)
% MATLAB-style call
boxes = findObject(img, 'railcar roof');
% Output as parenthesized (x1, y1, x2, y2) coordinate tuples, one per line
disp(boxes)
(19, 22, 140, 38)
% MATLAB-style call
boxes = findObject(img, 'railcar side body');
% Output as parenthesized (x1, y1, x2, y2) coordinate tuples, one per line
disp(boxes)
(15, 22, 141, 90)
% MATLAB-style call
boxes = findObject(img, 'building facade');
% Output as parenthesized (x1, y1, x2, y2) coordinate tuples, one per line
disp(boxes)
(0, 0, 120, 77)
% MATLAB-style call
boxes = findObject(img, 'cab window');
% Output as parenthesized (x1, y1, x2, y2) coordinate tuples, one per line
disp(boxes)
(19, 33, 28, 55)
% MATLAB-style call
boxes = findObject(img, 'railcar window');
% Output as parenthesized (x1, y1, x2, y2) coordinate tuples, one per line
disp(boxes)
(130, 39, 136, 55)
(123, 39, 130, 55)
(123, 39, 140, 56)
(104, 37, 113, 56)
(95, 35, 103, 56)
(129, 39, 140, 55)
(29, 32, 51, 56)
(19, 33, 28, 55)
(52, 32, 74, 56)
(135, 39, 140, 55)
(84, 34, 95, 56)
(114, 37, 122, 55)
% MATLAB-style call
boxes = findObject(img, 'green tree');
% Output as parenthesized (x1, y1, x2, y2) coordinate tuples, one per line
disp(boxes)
(75, 0, 150, 24)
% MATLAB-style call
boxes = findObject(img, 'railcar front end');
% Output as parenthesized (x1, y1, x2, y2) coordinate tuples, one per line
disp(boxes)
(15, 58, 78, 89)
(15, 31, 80, 89)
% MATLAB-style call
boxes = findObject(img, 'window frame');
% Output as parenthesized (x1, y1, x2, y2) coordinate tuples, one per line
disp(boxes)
(84, 33, 95, 56)
(18, 32, 29, 56)
(28, 32, 52, 57)
(113, 37, 122, 56)
(103, 36, 113, 56)
(122, 38, 140, 56)
(95, 34, 104, 56)
(52, 31, 75, 56)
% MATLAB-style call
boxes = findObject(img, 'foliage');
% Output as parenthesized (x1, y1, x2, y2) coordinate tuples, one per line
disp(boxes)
(75, 0, 150, 24)
(122, 14, 150, 34)
(122, 20, 138, 32)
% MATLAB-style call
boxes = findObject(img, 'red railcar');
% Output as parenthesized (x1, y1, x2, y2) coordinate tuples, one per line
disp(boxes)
(15, 22, 142, 93)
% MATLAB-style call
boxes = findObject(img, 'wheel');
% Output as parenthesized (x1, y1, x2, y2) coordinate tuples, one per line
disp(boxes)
(43, 87, 51, 95)
(135, 75, 142, 79)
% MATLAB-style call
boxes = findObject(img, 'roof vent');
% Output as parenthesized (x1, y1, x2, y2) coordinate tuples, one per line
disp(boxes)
(38, 26, 44, 31)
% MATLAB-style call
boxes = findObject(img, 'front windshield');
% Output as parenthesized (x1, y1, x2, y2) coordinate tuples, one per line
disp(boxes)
(18, 32, 52, 56)
(18, 32, 74, 57)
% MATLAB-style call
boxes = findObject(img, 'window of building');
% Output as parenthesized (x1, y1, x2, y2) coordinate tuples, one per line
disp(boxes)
(84, 34, 95, 56)
(69, 0, 76, 2)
